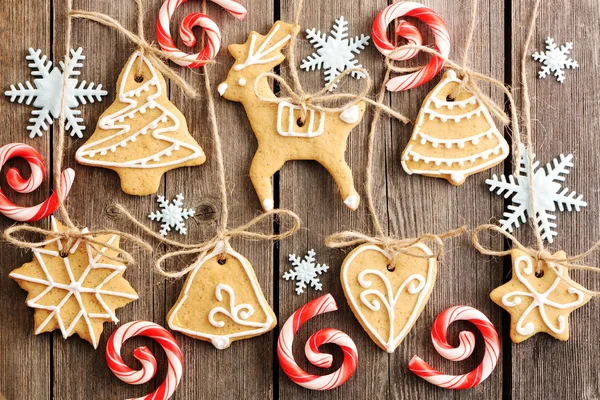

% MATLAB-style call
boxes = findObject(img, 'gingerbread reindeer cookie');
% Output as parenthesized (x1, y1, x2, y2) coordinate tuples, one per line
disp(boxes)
(218, 21, 366, 211)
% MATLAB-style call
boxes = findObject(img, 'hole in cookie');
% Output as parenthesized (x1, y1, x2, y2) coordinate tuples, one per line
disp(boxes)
(386, 263, 395, 272)
(535, 270, 544, 278)
(59, 251, 69, 258)
(217, 257, 227, 265)
(134, 75, 144, 83)
(296, 118, 305, 127)
(446, 94, 455, 102)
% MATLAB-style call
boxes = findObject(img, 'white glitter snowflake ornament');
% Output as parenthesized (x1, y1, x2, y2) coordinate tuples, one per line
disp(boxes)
(283, 250, 329, 295)
(301, 16, 370, 91)
(148, 193, 195, 236)
(5, 48, 107, 138)
(486, 144, 587, 243)
(532, 38, 579, 83)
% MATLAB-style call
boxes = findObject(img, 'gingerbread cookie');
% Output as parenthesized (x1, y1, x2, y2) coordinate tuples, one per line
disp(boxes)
(76, 51, 206, 195)
(217, 21, 366, 212)
(167, 240, 276, 349)
(491, 249, 591, 343)
(340, 243, 436, 353)
(9, 218, 138, 348)
(401, 70, 509, 185)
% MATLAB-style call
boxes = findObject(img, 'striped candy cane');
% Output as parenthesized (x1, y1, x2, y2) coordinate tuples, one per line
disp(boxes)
(372, 1, 450, 91)
(277, 294, 358, 390)
(408, 306, 500, 390)
(156, 0, 247, 68)
(0, 143, 74, 222)
(106, 321, 184, 400)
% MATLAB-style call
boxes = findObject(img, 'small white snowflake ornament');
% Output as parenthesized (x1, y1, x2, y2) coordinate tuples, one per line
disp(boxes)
(283, 249, 329, 295)
(300, 16, 370, 91)
(532, 38, 579, 83)
(486, 144, 587, 243)
(149, 193, 195, 236)
(5, 48, 107, 138)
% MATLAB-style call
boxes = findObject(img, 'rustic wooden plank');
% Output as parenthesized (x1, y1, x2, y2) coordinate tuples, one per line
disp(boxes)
(51, 0, 159, 398)
(278, 0, 391, 398)
(163, 1, 275, 399)
(388, 0, 505, 398)
(0, 1, 52, 399)
(511, 1, 600, 399)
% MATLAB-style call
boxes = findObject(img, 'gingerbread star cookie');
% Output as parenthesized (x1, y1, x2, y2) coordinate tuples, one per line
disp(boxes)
(490, 249, 591, 343)
(9, 218, 139, 348)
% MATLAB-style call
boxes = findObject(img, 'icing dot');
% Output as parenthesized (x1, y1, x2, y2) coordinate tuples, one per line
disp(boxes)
(153, 156, 160, 162)
(445, 142, 452, 149)
(451, 172, 465, 183)
(472, 138, 480, 145)
(432, 142, 439, 148)
(100, 150, 107, 156)
(435, 160, 441, 166)
(420, 139, 427, 145)
(89, 152, 95, 158)
(238, 78, 247, 86)
(458, 142, 465, 149)
(131, 137, 137, 142)
(486, 132, 493, 138)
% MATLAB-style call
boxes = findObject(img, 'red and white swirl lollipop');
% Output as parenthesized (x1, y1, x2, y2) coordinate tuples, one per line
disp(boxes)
(106, 321, 184, 400)
(408, 306, 500, 390)
(156, 0, 247, 68)
(0, 143, 74, 222)
(372, 1, 450, 91)
(277, 294, 358, 391)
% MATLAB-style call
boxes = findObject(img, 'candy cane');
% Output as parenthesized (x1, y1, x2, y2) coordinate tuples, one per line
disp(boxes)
(106, 321, 183, 400)
(372, 1, 450, 92)
(408, 306, 500, 390)
(277, 294, 358, 390)
(0, 143, 74, 222)
(156, 0, 247, 68)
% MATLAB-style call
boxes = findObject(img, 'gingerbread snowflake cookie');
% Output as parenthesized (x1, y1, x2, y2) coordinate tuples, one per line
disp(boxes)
(218, 21, 366, 212)
(76, 51, 206, 195)
(401, 70, 509, 185)
(9, 218, 138, 348)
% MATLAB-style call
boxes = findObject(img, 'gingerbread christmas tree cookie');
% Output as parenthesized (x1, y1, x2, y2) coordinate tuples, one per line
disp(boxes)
(76, 51, 206, 195)
(9, 218, 139, 348)
(401, 70, 509, 185)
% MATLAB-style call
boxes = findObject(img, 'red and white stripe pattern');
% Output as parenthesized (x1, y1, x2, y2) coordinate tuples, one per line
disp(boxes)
(106, 321, 184, 400)
(0, 143, 74, 222)
(408, 306, 500, 390)
(277, 294, 358, 390)
(372, 1, 450, 92)
(156, 0, 247, 68)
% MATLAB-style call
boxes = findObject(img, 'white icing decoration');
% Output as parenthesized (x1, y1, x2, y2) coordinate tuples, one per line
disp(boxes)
(276, 101, 325, 137)
(417, 128, 496, 149)
(344, 194, 359, 210)
(167, 240, 274, 350)
(403, 143, 505, 168)
(262, 198, 274, 211)
(340, 105, 360, 124)
(234, 24, 291, 71)
(8, 217, 139, 349)
(501, 255, 585, 336)
(75, 51, 204, 168)
(237, 77, 247, 87)
(217, 83, 228, 96)
(208, 284, 265, 330)
(341, 243, 435, 353)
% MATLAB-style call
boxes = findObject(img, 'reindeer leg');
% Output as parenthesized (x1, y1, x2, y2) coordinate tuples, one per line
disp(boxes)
(318, 157, 360, 211)
(249, 149, 286, 211)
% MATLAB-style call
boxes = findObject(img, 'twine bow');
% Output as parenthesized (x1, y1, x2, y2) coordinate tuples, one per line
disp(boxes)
(472, 224, 600, 297)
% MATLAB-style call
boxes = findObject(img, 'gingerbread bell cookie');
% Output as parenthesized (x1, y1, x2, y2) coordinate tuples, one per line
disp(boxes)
(167, 241, 277, 349)
(401, 70, 509, 185)
(76, 51, 206, 195)
(218, 21, 366, 212)
(341, 243, 436, 353)
(491, 249, 591, 343)
(9, 218, 138, 348)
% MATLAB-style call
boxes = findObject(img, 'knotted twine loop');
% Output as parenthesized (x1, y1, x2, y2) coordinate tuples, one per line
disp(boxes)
(472, 225, 600, 297)
(112, 205, 301, 278)
(69, 3, 209, 98)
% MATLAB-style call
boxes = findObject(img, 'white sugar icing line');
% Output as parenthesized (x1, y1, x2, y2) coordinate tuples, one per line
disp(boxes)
(430, 95, 478, 110)
(167, 240, 274, 350)
(423, 107, 483, 123)
(341, 243, 435, 353)
(234, 23, 292, 70)
(417, 128, 497, 148)
(403, 143, 507, 167)
(75, 51, 204, 169)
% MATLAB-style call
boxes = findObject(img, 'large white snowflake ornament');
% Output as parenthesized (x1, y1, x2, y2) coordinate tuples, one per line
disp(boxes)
(300, 16, 370, 91)
(148, 193, 195, 236)
(486, 144, 587, 243)
(283, 250, 329, 295)
(5, 48, 107, 138)
(532, 38, 579, 83)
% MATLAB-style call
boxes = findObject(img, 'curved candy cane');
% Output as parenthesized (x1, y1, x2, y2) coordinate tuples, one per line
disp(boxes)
(0, 143, 74, 222)
(156, 0, 247, 68)
(277, 294, 358, 391)
(372, 1, 450, 92)
(106, 321, 184, 400)
(408, 306, 500, 390)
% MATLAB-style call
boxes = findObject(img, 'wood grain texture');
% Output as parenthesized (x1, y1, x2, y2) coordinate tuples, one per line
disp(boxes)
(1, 0, 600, 399)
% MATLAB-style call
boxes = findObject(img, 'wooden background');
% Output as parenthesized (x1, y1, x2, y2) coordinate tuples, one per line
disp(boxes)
(1, 0, 599, 399)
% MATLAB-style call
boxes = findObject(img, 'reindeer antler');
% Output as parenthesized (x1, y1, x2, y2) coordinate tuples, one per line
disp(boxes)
(233, 21, 296, 70)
